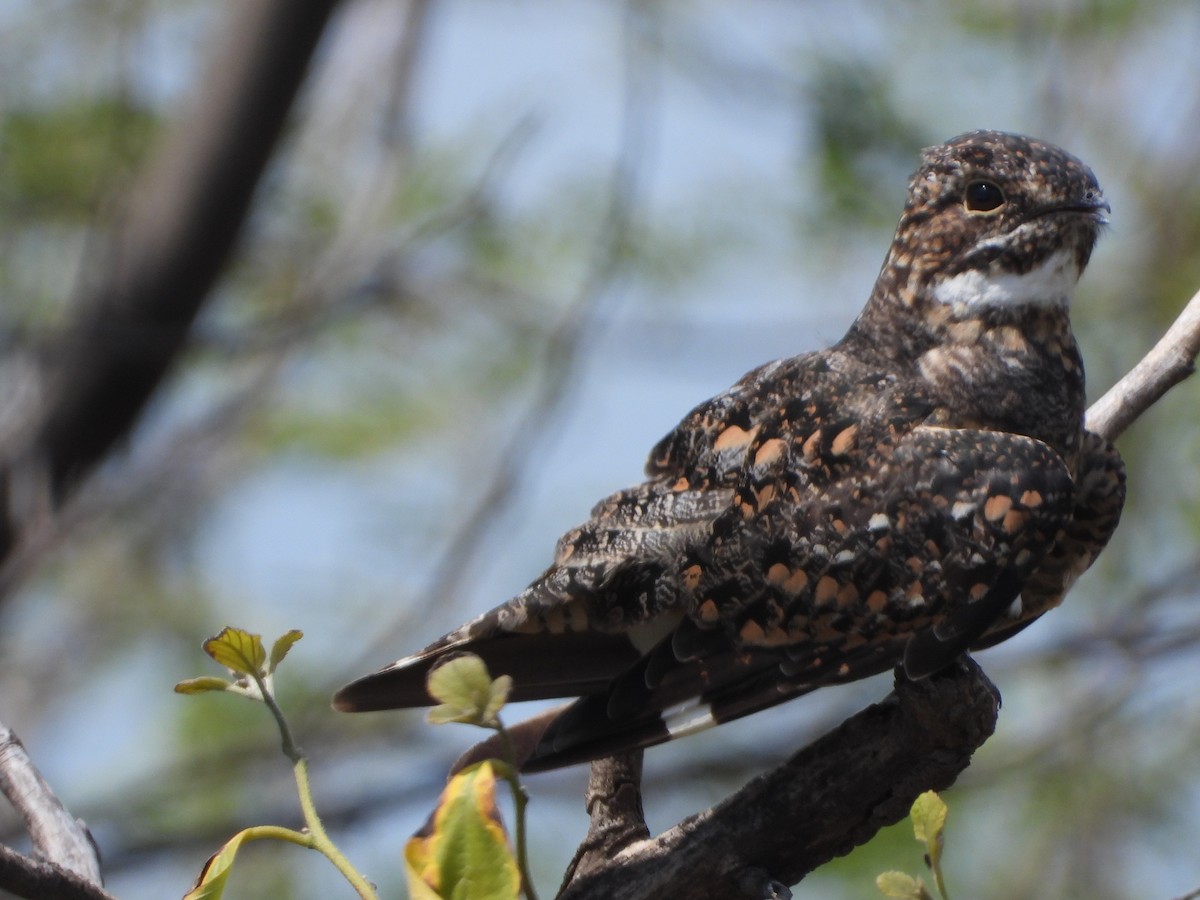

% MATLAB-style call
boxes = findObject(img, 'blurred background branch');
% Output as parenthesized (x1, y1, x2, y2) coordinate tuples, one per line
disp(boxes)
(353, 0, 664, 670)
(0, 0, 341, 596)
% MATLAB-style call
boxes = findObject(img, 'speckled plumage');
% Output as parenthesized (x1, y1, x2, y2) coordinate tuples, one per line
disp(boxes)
(334, 131, 1125, 770)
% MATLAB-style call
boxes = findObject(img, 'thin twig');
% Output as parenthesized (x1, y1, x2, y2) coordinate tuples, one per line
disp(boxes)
(1085, 286, 1200, 441)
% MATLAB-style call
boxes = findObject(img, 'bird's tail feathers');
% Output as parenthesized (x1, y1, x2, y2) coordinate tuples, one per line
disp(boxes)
(331, 565, 668, 712)
(522, 639, 904, 772)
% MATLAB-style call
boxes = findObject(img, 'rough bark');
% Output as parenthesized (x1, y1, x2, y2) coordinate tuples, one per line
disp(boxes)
(0, 722, 114, 899)
(0, 844, 116, 900)
(557, 660, 997, 900)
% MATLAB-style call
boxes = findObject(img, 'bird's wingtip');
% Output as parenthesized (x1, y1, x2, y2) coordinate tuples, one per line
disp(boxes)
(333, 652, 441, 712)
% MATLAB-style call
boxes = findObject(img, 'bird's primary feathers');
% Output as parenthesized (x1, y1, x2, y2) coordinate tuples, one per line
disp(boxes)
(334, 131, 1126, 771)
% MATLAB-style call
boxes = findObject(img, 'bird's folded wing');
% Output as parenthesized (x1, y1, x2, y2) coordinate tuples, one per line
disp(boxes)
(521, 425, 1076, 770)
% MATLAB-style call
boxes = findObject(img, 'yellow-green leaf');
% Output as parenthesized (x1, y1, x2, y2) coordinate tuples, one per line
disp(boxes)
(404, 842, 447, 900)
(404, 761, 520, 900)
(910, 790, 948, 868)
(183, 828, 254, 900)
(174, 676, 235, 695)
(203, 627, 267, 677)
(482, 674, 512, 724)
(427, 655, 509, 727)
(876, 870, 929, 899)
(269, 630, 304, 673)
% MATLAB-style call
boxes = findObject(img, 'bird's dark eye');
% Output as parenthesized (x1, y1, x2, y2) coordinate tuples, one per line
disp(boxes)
(964, 180, 1005, 212)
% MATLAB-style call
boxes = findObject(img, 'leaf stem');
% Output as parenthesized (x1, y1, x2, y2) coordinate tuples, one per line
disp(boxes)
(292, 758, 379, 900)
(251, 670, 302, 763)
(249, 668, 377, 900)
(930, 857, 948, 900)
(496, 723, 539, 900)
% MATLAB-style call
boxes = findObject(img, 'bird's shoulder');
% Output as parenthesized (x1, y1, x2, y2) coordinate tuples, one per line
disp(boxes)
(643, 348, 935, 489)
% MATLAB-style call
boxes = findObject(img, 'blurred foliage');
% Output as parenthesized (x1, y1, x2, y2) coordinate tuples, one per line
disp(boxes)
(951, 0, 1149, 38)
(805, 58, 926, 229)
(0, 2, 1197, 900)
(0, 98, 158, 221)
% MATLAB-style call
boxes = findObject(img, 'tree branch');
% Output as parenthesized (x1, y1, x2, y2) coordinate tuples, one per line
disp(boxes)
(1085, 285, 1200, 441)
(559, 750, 649, 893)
(558, 660, 998, 900)
(0, 723, 100, 884)
(0, 844, 117, 900)
(0, 721, 113, 899)
(0, 0, 341, 589)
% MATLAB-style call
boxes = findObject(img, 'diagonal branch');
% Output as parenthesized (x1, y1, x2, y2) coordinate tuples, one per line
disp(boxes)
(1085, 285, 1200, 442)
(350, 0, 663, 670)
(0, 0, 341, 593)
(0, 722, 114, 900)
(559, 660, 998, 900)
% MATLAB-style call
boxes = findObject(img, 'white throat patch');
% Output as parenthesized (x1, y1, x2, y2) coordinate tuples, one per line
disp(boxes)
(931, 249, 1079, 311)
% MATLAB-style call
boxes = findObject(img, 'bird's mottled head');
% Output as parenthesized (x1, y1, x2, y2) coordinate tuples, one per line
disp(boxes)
(882, 130, 1108, 312)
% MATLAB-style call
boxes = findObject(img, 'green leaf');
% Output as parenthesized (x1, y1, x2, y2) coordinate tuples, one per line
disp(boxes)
(268, 630, 304, 673)
(405, 761, 521, 900)
(426, 655, 510, 728)
(203, 627, 267, 677)
(910, 791, 948, 868)
(876, 871, 930, 899)
(910, 791, 950, 898)
(481, 674, 512, 724)
(174, 677, 235, 695)
(183, 828, 254, 900)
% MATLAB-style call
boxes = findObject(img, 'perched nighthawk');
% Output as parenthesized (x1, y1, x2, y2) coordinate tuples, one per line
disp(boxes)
(335, 131, 1126, 771)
